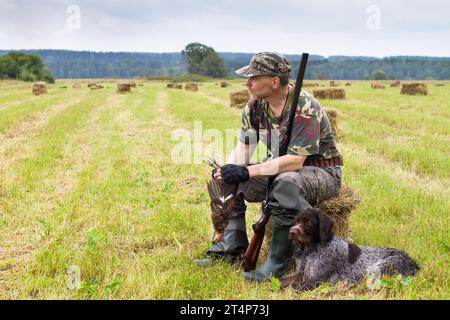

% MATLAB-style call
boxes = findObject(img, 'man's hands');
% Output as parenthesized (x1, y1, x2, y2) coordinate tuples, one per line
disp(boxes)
(212, 164, 250, 185)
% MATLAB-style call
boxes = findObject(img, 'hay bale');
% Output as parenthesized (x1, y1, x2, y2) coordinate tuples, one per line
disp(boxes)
(130, 82, 137, 88)
(345, 82, 352, 86)
(32, 82, 47, 96)
(185, 82, 198, 92)
(401, 83, 428, 95)
(315, 185, 360, 239)
(90, 85, 104, 90)
(303, 82, 320, 87)
(329, 81, 340, 87)
(220, 81, 229, 88)
(87, 82, 97, 88)
(117, 83, 131, 94)
(313, 89, 346, 100)
(230, 89, 250, 108)
(390, 80, 401, 87)
(324, 107, 342, 140)
(371, 82, 385, 89)
(138, 83, 144, 87)
(167, 83, 182, 89)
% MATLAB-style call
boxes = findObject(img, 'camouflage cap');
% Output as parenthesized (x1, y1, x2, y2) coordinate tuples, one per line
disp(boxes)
(235, 52, 291, 78)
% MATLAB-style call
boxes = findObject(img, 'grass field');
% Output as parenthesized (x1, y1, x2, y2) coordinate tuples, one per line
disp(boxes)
(0, 79, 448, 300)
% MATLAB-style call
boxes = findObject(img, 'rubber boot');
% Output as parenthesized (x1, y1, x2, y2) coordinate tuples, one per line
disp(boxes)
(243, 224, 293, 282)
(194, 215, 248, 267)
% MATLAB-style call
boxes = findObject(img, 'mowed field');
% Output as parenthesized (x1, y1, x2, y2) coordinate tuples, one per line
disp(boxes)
(0, 79, 448, 299)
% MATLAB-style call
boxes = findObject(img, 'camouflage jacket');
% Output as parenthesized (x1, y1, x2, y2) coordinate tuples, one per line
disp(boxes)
(238, 87, 340, 161)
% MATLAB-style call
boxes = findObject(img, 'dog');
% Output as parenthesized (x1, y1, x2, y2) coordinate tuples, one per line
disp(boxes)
(282, 208, 420, 291)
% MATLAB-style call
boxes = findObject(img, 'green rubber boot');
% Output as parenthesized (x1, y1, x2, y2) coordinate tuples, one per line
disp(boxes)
(194, 216, 248, 267)
(243, 224, 293, 282)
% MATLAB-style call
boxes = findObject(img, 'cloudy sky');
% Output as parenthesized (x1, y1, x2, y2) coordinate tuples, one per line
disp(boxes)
(0, 0, 449, 57)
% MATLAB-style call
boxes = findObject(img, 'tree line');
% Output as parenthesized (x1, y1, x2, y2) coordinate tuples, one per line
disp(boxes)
(0, 52, 55, 83)
(1, 49, 449, 80)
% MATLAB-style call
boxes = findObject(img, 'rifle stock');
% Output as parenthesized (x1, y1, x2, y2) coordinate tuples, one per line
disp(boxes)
(243, 201, 271, 271)
(242, 53, 309, 271)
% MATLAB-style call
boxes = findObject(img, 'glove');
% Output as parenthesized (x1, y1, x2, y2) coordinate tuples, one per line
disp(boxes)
(220, 164, 250, 185)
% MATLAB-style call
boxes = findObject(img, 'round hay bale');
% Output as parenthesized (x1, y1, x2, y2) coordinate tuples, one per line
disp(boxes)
(371, 82, 385, 89)
(401, 83, 428, 95)
(87, 82, 97, 88)
(315, 185, 360, 239)
(303, 82, 320, 87)
(313, 89, 346, 100)
(329, 81, 340, 87)
(167, 83, 182, 89)
(324, 107, 342, 140)
(32, 82, 47, 96)
(230, 89, 250, 108)
(117, 83, 131, 94)
(345, 82, 352, 86)
(185, 82, 199, 92)
(220, 81, 229, 88)
(138, 83, 144, 87)
(390, 80, 401, 87)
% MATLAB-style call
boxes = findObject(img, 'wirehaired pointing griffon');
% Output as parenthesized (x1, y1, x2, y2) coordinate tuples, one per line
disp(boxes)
(282, 208, 419, 291)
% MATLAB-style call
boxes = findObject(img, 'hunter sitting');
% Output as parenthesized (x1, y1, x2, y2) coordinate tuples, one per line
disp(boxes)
(195, 52, 343, 282)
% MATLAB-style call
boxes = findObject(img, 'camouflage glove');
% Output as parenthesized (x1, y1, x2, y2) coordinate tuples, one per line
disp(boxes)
(220, 164, 249, 185)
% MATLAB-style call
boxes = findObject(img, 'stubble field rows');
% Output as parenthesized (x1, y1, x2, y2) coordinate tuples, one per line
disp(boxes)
(0, 79, 448, 299)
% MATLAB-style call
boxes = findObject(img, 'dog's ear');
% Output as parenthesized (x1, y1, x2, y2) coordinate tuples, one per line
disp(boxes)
(317, 210, 334, 243)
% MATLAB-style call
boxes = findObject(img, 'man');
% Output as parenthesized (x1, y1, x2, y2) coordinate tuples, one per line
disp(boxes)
(195, 52, 343, 282)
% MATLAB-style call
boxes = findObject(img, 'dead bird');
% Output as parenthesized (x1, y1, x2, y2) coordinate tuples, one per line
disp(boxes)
(206, 177, 237, 242)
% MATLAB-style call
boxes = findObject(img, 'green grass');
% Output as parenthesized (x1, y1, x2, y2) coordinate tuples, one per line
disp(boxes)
(0, 80, 448, 300)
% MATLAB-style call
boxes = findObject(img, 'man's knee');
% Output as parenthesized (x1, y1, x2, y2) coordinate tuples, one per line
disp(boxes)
(268, 172, 310, 212)
(274, 171, 301, 185)
(273, 167, 319, 188)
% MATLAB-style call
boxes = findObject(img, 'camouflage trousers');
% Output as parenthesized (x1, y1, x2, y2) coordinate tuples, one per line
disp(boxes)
(232, 165, 343, 228)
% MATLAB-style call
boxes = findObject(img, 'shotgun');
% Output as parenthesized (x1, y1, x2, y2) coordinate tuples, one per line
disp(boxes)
(242, 53, 309, 271)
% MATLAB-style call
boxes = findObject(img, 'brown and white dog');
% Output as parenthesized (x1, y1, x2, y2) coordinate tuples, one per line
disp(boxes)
(282, 208, 419, 291)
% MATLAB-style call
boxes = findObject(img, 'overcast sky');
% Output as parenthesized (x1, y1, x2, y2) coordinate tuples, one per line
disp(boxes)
(1, 0, 449, 57)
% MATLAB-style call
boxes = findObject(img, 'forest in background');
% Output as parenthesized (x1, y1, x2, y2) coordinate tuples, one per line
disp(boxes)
(1, 49, 449, 80)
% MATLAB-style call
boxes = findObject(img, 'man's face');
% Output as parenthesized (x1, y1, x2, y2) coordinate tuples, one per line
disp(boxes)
(246, 75, 276, 99)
